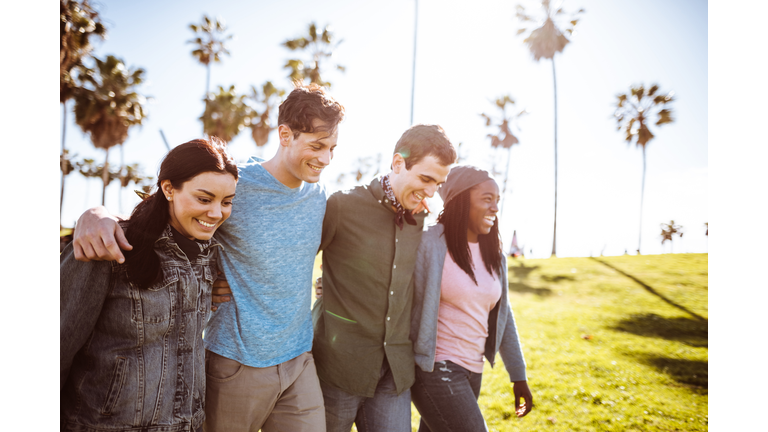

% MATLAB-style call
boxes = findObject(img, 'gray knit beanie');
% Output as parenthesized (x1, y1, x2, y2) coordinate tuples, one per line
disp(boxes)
(438, 165, 495, 205)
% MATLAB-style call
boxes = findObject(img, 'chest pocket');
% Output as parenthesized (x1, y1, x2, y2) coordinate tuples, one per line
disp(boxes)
(135, 267, 179, 323)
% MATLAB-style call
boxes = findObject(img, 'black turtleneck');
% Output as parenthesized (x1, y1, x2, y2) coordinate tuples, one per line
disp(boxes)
(169, 225, 203, 262)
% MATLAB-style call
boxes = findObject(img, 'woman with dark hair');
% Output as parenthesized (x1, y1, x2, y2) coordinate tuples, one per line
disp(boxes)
(60, 138, 238, 432)
(410, 165, 533, 431)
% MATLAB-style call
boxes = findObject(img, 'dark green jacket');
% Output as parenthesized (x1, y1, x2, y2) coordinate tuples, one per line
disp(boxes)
(312, 177, 426, 397)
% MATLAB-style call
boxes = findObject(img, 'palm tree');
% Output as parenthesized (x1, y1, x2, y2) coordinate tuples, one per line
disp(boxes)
(200, 85, 252, 144)
(614, 83, 675, 254)
(480, 95, 527, 219)
(515, 0, 584, 257)
(118, 162, 153, 213)
(74, 55, 148, 205)
(248, 81, 286, 155)
(188, 15, 233, 98)
(282, 22, 345, 88)
(60, 0, 105, 222)
(660, 220, 683, 253)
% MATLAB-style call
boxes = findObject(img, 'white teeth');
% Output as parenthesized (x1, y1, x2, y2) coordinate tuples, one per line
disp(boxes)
(414, 193, 424, 200)
(484, 216, 495, 221)
(197, 219, 215, 228)
(308, 164, 323, 173)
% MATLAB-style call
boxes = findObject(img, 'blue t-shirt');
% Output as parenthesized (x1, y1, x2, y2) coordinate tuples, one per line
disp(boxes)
(204, 157, 327, 367)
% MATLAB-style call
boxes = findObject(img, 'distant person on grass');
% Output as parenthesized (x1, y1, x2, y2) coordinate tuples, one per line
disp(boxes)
(61, 139, 238, 432)
(70, 83, 345, 432)
(410, 165, 533, 430)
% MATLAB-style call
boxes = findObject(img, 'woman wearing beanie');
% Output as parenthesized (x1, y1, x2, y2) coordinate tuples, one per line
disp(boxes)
(410, 165, 533, 431)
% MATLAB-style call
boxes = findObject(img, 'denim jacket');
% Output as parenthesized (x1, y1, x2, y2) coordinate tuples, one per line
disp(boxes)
(60, 224, 220, 432)
(410, 224, 527, 382)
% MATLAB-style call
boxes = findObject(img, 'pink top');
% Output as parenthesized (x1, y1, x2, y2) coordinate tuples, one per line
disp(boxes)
(434, 241, 502, 373)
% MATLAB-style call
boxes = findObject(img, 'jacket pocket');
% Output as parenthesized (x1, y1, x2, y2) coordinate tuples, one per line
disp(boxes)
(100, 357, 127, 415)
(135, 267, 179, 323)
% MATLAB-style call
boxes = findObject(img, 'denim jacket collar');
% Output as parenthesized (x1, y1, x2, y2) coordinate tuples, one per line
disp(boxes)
(154, 224, 221, 262)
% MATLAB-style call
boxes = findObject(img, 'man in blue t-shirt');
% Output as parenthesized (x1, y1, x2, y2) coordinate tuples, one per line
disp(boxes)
(71, 83, 345, 432)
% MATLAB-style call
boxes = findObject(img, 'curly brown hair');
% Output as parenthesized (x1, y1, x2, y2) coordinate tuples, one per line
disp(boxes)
(277, 82, 345, 138)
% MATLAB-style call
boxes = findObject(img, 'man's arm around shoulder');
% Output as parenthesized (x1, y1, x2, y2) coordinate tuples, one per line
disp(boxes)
(73, 206, 133, 263)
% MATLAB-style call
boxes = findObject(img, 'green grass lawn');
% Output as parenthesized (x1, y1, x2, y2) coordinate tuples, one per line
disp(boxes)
(334, 253, 708, 431)
(468, 253, 708, 431)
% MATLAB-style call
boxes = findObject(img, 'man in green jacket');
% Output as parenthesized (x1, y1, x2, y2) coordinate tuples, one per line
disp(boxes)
(313, 124, 456, 432)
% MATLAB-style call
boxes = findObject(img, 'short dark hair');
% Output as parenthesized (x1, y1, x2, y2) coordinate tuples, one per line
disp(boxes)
(277, 82, 345, 138)
(393, 124, 457, 169)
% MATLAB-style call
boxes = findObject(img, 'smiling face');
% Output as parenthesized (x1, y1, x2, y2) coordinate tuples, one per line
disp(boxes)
(278, 119, 338, 188)
(163, 171, 238, 241)
(389, 154, 451, 210)
(467, 179, 500, 243)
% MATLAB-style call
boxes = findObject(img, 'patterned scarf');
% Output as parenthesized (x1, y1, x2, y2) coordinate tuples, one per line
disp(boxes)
(381, 174, 417, 230)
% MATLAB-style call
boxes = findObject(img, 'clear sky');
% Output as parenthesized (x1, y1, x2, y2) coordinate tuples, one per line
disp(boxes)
(59, 0, 708, 257)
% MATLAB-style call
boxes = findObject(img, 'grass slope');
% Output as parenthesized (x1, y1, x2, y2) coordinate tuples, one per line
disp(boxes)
(467, 253, 708, 431)
(341, 253, 707, 431)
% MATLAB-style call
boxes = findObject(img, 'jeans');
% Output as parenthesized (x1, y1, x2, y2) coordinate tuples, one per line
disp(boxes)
(321, 359, 411, 432)
(411, 360, 488, 432)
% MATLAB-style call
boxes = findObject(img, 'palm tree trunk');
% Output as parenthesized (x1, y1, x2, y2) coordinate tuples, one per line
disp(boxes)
(119, 143, 125, 214)
(101, 148, 110, 206)
(206, 63, 211, 97)
(205, 64, 211, 135)
(551, 58, 558, 257)
(637, 146, 647, 254)
(500, 147, 512, 219)
(60, 102, 67, 226)
(410, 0, 418, 125)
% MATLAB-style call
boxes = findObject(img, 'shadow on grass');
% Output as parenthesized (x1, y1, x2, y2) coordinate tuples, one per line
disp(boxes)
(508, 281, 554, 296)
(612, 313, 708, 348)
(509, 262, 539, 280)
(541, 274, 576, 283)
(637, 355, 708, 391)
(507, 262, 554, 296)
(590, 257, 706, 322)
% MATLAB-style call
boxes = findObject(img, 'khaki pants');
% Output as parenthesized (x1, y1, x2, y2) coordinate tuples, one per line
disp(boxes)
(204, 350, 325, 432)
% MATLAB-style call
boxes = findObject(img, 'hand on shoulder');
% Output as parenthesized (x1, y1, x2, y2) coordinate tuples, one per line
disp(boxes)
(73, 206, 132, 263)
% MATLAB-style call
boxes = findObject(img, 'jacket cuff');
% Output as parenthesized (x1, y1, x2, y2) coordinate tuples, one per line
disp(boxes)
(506, 365, 527, 382)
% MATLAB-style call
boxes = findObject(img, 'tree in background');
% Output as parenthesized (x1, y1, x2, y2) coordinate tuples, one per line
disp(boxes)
(119, 163, 154, 213)
(188, 15, 233, 99)
(74, 55, 148, 205)
(282, 22, 345, 88)
(248, 81, 286, 155)
(76, 158, 100, 206)
(614, 83, 675, 254)
(200, 85, 252, 144)
(660, 220, 683, 253)
(515, 0, 584, 257)
(60, 0, 106, 222)
(480, 95, 527, 219)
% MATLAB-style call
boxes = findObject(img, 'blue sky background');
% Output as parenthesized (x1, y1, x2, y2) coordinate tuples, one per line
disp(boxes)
(59, 0, 708, 257)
